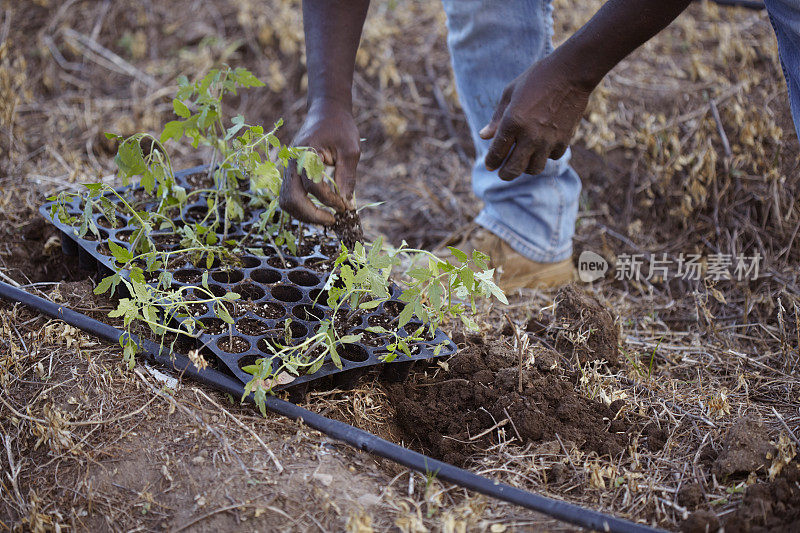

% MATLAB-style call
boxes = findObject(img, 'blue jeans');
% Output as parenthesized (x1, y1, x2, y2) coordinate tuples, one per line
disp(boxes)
(441, 0, 580, 263)
(441, 0, 800, 264)
(765, 0, 800, 142)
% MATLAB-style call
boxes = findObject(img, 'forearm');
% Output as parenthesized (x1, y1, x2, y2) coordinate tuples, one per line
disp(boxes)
(556, 0, 692, 90)
(302, 0, 370, 109)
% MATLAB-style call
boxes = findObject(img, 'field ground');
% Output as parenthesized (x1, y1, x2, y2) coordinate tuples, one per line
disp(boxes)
(2, 0, 799, 531)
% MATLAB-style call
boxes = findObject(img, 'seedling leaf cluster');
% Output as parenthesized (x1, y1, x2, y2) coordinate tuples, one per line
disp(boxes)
(47, 66, 506, 414)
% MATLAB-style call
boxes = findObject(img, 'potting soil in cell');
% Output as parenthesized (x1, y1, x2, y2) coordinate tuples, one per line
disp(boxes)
(40, 166, 457, 392)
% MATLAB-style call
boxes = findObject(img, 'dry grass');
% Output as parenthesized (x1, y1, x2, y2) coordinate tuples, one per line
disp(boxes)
(1, 0, 799, 531)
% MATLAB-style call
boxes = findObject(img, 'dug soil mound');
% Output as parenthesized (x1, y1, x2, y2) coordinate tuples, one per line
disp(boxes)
(554, 284, 619, 366)
(386, 339, 630, 466)
(712, 416, 776, 479)
(723, 460, 800, 533)
(682, 461, 800, 533)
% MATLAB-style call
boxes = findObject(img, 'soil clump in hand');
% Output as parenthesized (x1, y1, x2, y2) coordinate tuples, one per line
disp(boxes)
(331, 210, 364, 250)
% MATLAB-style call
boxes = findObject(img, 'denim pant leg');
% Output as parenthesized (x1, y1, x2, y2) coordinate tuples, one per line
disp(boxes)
(441, 0, 581, 263)
(765, 0, 800, 143)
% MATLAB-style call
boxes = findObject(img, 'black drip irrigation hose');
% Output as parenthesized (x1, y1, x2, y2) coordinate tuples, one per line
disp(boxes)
(0, 280, 665, 533)
(699, 0, 766, 10)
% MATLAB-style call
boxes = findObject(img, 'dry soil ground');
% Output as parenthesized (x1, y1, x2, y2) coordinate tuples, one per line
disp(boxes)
(1, 0, 799, 531)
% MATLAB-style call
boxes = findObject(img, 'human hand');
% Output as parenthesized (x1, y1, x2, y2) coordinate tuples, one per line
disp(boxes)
(279, 98, 361, 225)
(479, 55, 593, 180)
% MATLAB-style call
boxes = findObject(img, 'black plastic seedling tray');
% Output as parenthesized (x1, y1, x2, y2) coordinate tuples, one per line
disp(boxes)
(40, 166, 457, 394)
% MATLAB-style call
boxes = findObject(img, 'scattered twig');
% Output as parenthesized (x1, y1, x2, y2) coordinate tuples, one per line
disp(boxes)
(1, 434, 25, 508)
(709, 99, 732, 159)
(503, 407, 523, 443)
(771, 407, 800, 448)
(554, 433, 577, 472)
(61, 28, 158, 88)
(468, 419, 508, 441)
(0, 269, 21, 288)
(172, 502, 251, 532)
(504, 314, 524, 393)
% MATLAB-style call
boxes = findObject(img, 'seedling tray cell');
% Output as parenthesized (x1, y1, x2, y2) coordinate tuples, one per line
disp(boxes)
(41, 166, 457, 392)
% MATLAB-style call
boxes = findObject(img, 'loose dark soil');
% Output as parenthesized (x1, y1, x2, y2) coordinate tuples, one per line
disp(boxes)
(677, 483, 705, 510)
(179, 301, 208, 317)
(267, 255, 299, 269)
(682, 460, 800, 533)
(722, 461, 800, 533)
(183, 172, 214, 189)
(217, 335, 250, 354)
(198, 317, 227, 335)
(386, 339, 630, 466)
(367, 314, 395, 329)
(173, 268, 202, 284)
(219, 299, 250, 318)
(294, 241, 316, 257)
(331, 210, 364, 250)
(235, 317, 272, 336)
(252, 301, 287, 320)
(554, 284, 620, 366)
(712, 416, 776, 479)
(352, 329, 386, 348)
(304, 256, 335, 273)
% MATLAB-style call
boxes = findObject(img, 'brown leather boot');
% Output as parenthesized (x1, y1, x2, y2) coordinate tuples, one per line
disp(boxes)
(435, 225, 575, 292)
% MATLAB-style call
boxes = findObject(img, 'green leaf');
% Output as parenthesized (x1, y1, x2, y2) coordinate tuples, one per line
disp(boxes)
(129, 266, 146, 285)
(115, 138, 147, 178)
(397, 303, 414, 328)
(107, 241, 133, 264)
(233, 67, 265, 88)
(122, 337, 137, 369)
(143, 305, 158, 326)
(460, 267, 474, 290)
(338, 334, 363, 344)
(93, 273, 120, 295)
(472, 249, 490, 271)
(329, 342, 342, 369)
(475, 269, 508, 305)
(447, 246, 469, 264)
(460, 314, 478, 331)
(298, 150, 326, 183)
(216, 302, 234, 324)
(160, 120, 185, 144)
(429, 283, 443, 309)
(358, 299, 381, 310)
(140, 169, 155, 194)
(308, 358, 324, 375)
(252, 162, 281, 193)
(407, 268, 432, 282)
(173, 99, 191, 118)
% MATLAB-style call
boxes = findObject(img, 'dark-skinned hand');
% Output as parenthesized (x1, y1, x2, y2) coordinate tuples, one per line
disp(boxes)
(480, 55, 592, 180)
(279, 97, 360, 225)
